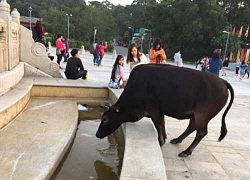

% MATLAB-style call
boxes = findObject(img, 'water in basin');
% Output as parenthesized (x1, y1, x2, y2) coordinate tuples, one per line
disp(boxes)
(51, 105, 124, 180)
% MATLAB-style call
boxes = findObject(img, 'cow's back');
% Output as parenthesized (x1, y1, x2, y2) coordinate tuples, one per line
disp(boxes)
(118, 64, 229, 119)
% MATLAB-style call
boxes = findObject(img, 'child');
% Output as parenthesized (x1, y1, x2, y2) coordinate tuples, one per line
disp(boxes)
(109, 55, 127, 88)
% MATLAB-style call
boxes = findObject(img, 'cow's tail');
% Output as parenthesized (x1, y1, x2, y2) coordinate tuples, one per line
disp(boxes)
(218, 80, 234, 141)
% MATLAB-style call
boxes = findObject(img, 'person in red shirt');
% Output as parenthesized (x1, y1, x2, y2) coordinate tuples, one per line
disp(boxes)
(97, 41, 107, 66)
(55, 34, 65, 68)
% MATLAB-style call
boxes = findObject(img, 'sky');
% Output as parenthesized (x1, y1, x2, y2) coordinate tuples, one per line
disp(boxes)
(85, 0, 134, 6)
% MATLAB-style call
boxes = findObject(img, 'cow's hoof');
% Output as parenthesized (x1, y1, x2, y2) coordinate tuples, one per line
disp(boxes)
(178, 151, 191, 157)
(170, 138, 181, 144)
(159, 140, 166, 146)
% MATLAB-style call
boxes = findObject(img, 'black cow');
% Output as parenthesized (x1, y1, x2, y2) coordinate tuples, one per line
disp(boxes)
(96, 64, 234, 157)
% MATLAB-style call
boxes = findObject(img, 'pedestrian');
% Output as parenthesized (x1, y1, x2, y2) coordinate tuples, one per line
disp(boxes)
(34, 20, 45, 44)
(196, 57, 204, 71)
(62, 36, 69, 62)
(108, 55, 127, 89)
(149, 38, 167, 64)
(221, 57, 229, 76)
(97, 41, 108, 66)
(234, 60, 241, 77)
(92, 41, 99, 65)
(208, 49, 223, 76)
(244, 61, 250, 79)
(203, 56, 209, 72)
(126, 43, 149, 70)
(55, 34, 65, 68)
(174, 49, 182, 67)
(239, 61, 248, 80)
(64, 49, 87, 80)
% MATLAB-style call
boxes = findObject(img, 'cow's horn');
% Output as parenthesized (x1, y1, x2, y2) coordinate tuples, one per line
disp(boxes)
(115, 107, 119, 113)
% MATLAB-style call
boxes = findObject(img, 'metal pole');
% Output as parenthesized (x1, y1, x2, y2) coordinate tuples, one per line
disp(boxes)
(132, 28, 134, 44)
(149, 30, 151, 53)
(67, 15, 69, 39)
(29, 11, 31, 30)
(128, 27, 134, 45)
(93, 27, 96, 44)
(29, 6, 32, 30)
(224, 32, 229, 61)
(140, 36, 144, 52)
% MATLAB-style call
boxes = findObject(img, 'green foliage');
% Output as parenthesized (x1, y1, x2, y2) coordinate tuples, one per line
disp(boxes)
(107, 43, 114, 52)
(10, 0, 250, 61)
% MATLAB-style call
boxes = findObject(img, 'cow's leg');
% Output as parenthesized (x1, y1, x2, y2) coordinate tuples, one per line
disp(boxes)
(161, 117, 167, 140)
(170, 116, 195, 144)
(151, 112, 166, 146)
(178, 124, 208, 157)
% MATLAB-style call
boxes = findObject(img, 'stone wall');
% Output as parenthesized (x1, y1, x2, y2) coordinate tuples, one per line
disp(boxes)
(0, 0, 24, 95)
(10, 21, 19, 69)
(20, 26, 62, 78)
(0, 0, 61, 95)
(0, 1, 21, 71)
(0, 18, 7, 73)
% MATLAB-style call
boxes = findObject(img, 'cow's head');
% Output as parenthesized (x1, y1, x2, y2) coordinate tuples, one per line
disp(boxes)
(96, 104, 124, 139)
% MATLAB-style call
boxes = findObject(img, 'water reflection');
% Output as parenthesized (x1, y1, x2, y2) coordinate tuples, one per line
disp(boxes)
(94, 160, 119, 180)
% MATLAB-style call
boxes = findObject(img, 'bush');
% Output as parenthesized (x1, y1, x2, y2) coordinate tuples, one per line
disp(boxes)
(107, 43, 114, 52)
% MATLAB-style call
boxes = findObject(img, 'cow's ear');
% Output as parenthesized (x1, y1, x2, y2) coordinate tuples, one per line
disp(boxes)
(100, 103, 112, 111)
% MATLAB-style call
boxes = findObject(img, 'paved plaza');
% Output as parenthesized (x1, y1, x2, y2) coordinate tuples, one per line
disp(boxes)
(48, 46, 250, 179)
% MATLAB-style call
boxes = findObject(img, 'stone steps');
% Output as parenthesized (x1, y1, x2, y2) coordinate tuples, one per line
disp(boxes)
(0, 77, 33, 129)
(0, 98, 78, 180)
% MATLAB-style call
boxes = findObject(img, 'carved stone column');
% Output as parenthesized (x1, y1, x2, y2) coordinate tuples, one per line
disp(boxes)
(0, 0, 10, 72)
(11, 8, 20, 25)
(0, 0, 12, 70)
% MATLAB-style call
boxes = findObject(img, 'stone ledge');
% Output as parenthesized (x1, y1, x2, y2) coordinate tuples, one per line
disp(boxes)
(108, 88, 167, 180)
(0, 98, 78, 180)
(0, 77, 33, 129)
(0, 62, 24, 96)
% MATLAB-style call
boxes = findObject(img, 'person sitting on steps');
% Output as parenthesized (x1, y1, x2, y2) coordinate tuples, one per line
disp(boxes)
(65, 49, 87, 80)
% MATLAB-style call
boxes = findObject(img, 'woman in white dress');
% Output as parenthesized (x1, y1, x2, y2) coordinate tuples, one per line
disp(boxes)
(126, 43, 149, 71)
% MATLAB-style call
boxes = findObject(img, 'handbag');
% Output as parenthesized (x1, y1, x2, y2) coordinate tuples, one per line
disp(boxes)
(65, 52, 69, 58)
(108, 77, 122, 89)
(90, 49, 94, 54)
(56, 48, 61, 55)
(108, 79, 119, 89)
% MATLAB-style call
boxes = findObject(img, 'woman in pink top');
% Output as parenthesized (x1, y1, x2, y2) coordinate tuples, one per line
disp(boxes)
(109, 55, 127, 88)
(97, 41, 107, 66)
(55, 34, 65, 67)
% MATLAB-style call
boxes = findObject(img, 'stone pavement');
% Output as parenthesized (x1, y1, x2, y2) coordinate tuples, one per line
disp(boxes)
(0, 98, 78, 180)
(48, 46, 250, 179)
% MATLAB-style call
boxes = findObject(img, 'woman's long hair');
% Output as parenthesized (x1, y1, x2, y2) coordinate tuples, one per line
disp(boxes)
(111, 55, 124, 81)
(211, 49, 221, 59)
(152, 38, 162, 50)
(126, 43, 141, 64)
